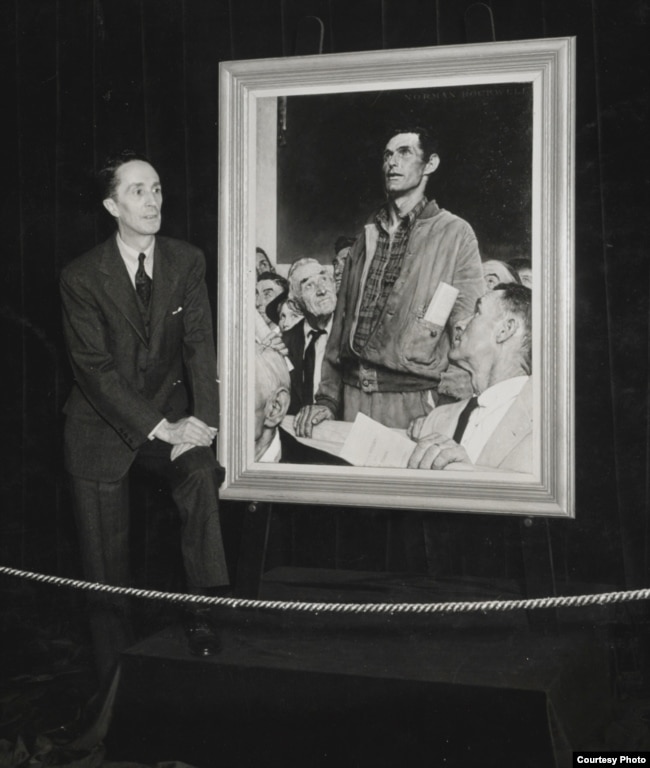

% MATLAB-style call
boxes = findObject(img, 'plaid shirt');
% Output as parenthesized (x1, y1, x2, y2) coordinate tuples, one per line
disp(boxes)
(353, 196, 428, 350)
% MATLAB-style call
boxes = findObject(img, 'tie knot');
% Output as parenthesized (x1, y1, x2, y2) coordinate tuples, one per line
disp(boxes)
(138, 252, 146, 266)
(309, 329, 325, 340)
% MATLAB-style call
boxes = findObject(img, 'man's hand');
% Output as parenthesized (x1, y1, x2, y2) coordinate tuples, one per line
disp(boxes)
(260, 330, 288, 357)
(153, 416, 217, 447)
(170, 443, 196, 461)
(294, 404, 334, 438)
(406, 415, 429, 441)
(407, 432, 472, 470)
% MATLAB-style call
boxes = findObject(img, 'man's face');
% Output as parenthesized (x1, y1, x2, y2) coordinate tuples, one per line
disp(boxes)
(482, 260, 516, 291)
(256, 279, 283, 319)
(104, 160, 162, 240)
(449, 291, 504, 372)
(382, 133, 436, 198)
(517, 267, 532, 289)
(332, 247, 350, 290)
(293, 262, 337, 320)
(256, 251, 273, 276)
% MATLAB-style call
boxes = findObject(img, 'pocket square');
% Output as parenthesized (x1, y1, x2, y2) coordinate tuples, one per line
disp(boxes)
(172, 306, 183, 315)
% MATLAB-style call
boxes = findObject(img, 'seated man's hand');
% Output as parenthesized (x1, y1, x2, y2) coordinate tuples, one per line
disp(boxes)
(406, 415, 429, 441)
(407, 432, 472, 470)
(294, 404, 334, 438)
(154, 416, 218, 447)
(170, 442, 195, 461)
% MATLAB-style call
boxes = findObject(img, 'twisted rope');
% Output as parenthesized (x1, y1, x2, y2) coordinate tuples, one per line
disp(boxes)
(1, 565, 648, 615)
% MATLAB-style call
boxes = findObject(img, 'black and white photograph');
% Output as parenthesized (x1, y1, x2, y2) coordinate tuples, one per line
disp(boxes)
(2, 3, 649, 767)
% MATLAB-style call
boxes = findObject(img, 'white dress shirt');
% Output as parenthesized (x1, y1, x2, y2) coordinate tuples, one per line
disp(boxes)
(258, 429, 282, 463)
(460, 376, 529, 463)
(116, 233, 155, 286)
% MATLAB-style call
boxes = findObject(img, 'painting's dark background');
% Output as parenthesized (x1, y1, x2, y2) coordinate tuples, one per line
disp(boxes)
(1, 0, 648, 631)
(277, 83, 533, 265)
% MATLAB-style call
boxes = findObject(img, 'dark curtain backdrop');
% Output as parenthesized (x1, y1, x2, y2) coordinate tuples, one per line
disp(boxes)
(2, 0, 648, 597)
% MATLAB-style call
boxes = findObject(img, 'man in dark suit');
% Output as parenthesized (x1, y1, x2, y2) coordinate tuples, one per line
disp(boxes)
(283, 257, 338, 416)
(255, 344, 348, 466)
(59, 150, 229, 681)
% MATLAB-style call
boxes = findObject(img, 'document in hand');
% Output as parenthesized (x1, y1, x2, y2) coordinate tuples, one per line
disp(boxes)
(339, 413, 416, 468)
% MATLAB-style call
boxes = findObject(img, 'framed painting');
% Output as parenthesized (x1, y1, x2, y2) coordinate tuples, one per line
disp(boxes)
(217, 36, 575, 516)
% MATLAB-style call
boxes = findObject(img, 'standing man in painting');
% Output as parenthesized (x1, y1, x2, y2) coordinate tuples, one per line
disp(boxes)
(59, 150, 229, 683)
(295, 126, 485, 436)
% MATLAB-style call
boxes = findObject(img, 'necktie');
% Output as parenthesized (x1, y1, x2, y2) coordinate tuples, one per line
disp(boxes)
(135, 252, 152, 307)
(452, 395, 479, 443)
(302, 329, 326, 404)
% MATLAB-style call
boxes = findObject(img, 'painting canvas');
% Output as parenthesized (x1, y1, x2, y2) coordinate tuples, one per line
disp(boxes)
(218, 37, 575, 516)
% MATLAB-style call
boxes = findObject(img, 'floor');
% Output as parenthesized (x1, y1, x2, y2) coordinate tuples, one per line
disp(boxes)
(2, 572, 650, 767)
(0, 578, 182, 768)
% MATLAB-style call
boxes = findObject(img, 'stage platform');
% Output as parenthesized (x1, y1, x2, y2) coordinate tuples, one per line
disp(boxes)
(104, 568, 615, 768)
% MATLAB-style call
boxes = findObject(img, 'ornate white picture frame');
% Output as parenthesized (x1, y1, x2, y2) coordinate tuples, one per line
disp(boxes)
(218, 37, 575, 517)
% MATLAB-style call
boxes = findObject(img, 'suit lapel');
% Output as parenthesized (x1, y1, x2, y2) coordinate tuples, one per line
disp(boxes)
(428, 399, 466, 439)
(283, 321, 306, 409)
(149, 240, 179, 337)
(99, 237, 149, 345)
(287, 321, 306, 378)
(477, 379, 533, 468)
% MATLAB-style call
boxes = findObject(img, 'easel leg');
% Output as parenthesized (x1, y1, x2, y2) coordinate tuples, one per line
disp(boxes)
(520, 517, 558, 632)
(234, 502, 272, 599)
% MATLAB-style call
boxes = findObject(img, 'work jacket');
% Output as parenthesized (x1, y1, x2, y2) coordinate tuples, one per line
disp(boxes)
(316, 200, 485, 413)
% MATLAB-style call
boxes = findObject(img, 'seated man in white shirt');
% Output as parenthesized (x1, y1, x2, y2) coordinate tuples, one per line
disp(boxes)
(255, 344, 348, 465)
(282, 257, 338, 415)
(407, 283, 532, 473)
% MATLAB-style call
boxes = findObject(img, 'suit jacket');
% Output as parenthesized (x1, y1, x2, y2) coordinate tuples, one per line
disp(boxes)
(278, 428, 349, 466)
(418, 378, 533, 473)
(60, 234, 219, 482)
(283, 320, 308, 415)
(283, 319, 335, 417)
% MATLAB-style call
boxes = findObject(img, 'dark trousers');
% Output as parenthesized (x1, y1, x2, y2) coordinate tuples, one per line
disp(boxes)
(69, 441, 228, 682)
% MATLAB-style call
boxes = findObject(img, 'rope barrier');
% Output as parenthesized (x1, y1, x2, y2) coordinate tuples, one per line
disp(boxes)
(1, 564, 648, 616)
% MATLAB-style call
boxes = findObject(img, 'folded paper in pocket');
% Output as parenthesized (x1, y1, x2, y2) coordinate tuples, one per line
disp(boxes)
(423, 282, 459, 326)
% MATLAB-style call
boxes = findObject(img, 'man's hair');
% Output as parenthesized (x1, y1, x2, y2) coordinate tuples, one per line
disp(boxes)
(265, 289, 290, 326)
(508, 257, 532, 273)
(334, 236, 356, 254)
(97, 149, 151, 200)
(255, 343, 291, 404)
(386, 126, 438, 160)
(257, 271, 289, 293)
(287, 257, 322, 299)
(495, 283, 532, 372)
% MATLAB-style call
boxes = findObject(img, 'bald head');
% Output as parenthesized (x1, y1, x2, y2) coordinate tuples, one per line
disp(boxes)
(254, 344, 291, 459)
(256, 344, 291, 401)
